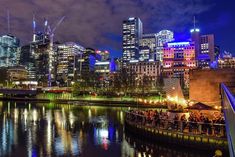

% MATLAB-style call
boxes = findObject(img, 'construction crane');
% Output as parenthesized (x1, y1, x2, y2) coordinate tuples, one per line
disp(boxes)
(47, 16, 65, 87)
(7, 10, 11, 34)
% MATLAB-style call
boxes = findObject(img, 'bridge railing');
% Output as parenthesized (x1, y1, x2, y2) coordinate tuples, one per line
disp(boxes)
(221, 83, 235, 157)
(126, 111, 226, 137)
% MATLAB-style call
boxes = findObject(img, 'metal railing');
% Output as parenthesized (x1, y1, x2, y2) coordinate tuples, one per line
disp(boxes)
(126, 111, 226, 137)
(221, 83, 235, 157)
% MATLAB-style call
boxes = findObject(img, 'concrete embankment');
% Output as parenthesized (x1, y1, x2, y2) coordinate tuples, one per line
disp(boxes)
(0, 96, 166, 108)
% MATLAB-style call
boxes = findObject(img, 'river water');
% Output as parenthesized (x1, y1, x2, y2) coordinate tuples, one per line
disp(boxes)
(0, 101, 219, 157)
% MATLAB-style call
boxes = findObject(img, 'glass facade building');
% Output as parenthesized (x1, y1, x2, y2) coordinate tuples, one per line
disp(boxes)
(0, 35, 20, 67)
(156, 30, 174, 62)
(56, 42, 85, 86)
(122, 17, 143, 66)
(139, 34, 157, 61)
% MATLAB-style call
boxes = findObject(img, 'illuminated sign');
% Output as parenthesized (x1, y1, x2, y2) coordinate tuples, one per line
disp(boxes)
(167, 42, 190, 47)
(129, 60, 139, 63)
(95, 61, 110, 65)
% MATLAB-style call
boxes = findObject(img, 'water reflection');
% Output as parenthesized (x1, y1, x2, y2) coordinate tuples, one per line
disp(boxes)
(0, 102, 218, 157)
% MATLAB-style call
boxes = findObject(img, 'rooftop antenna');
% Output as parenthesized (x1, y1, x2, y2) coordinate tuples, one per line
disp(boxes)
(193, 16, 196, 29)
(7, 10, 10, 34)
(33, 14, 36, 33)
(44, 18, 48, 34)
(32, 14, 37, 42)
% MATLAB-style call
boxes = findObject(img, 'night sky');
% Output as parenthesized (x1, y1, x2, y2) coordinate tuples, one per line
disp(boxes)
(0, 0, 234, 58)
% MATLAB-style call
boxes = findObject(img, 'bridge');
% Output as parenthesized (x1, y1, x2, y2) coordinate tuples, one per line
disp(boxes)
(221, 83, 235, 157)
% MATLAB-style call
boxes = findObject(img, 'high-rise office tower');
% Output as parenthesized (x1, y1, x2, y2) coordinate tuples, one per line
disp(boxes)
(200, 34, 215, 61)
(190, 18, 215, 68)
(122, 17, 143, 66)
(19, 44, 36, 80)
(0, 35, 20, 67)
(139, 33, 157, 61)
(31, 33, 51, 86)
(190, 27, 200, 60)
(156, 30, 174, 62)
(81, 48, 99, 79)
(56, 42, 85, 86)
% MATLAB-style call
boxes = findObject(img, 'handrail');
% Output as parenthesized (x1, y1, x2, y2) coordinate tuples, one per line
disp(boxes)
(125, 111, 226, 127)
(221, 83, 235, 112)
(221, 83, 235, 157)
(125, 111, 226, 138)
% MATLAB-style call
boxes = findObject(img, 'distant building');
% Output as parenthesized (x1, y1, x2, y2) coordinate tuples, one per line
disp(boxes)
(190, 28, 201, 60)
(0, 35, 20, 67)
(139, 46, 152, 61)
(95, 50, 110, 61)
(122, 17, 143, 66)
(218, 53, 235, 69)
(163, 41, 197, 87)
(139, 34, 157, 61)
(190, 27, 215, 68)
(7, 66, 28, 83)
(198, 34, 215, 68)
(19, 44, 36, 80)
(95, 59, 117, 88)
(56, 42, 85, 86)
(31, 32, 51, 86)
(214, 45, 220, 60)
(156, 30, 174, 62)
(127, 60, 161, 89)
(139, 30, 174, 62)
(81, 48, 99, 80)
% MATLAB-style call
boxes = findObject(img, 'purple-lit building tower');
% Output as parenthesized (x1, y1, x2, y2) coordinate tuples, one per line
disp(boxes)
(163, 41, 197, 87)
(190, 27, 215, 68)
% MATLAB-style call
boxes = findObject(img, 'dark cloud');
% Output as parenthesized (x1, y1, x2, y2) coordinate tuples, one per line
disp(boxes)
(0, 0, 214, 51)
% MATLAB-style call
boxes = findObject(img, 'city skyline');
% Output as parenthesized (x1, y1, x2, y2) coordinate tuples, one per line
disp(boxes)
(0, 0, 234, 58)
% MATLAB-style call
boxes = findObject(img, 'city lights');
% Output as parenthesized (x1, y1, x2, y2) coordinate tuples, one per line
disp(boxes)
(0, 1, 233, 156)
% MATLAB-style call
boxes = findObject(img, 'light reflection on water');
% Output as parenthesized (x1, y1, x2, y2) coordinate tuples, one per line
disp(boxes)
(0, 102, 216, 157)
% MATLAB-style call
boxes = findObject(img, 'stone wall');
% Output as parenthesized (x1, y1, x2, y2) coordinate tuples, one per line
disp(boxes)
(189, 68, 235, 107)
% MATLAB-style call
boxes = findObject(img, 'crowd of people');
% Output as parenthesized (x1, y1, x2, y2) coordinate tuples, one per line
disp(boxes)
(126, 109, 226, 137)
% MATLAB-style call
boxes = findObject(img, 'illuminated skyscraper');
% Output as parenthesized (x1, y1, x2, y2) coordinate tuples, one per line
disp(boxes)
(139, 33, 157, 61)
(19, 44, 36, 80)
(0, 35, 20, 67)
(199, 34, 215, 67)
(190, 28, 201, 59)
(122, 17, 143, 66)
(156, 30, 174, 62)
(56, 42, 85, 86)
(30, 32, 52, 86)
(190, 18, 215, 68)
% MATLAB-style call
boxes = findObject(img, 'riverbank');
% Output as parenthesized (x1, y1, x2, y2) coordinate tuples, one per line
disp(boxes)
(125, 111, 228, 153)
(0, 96, 167, 108)
(125, 119, 228, 151)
